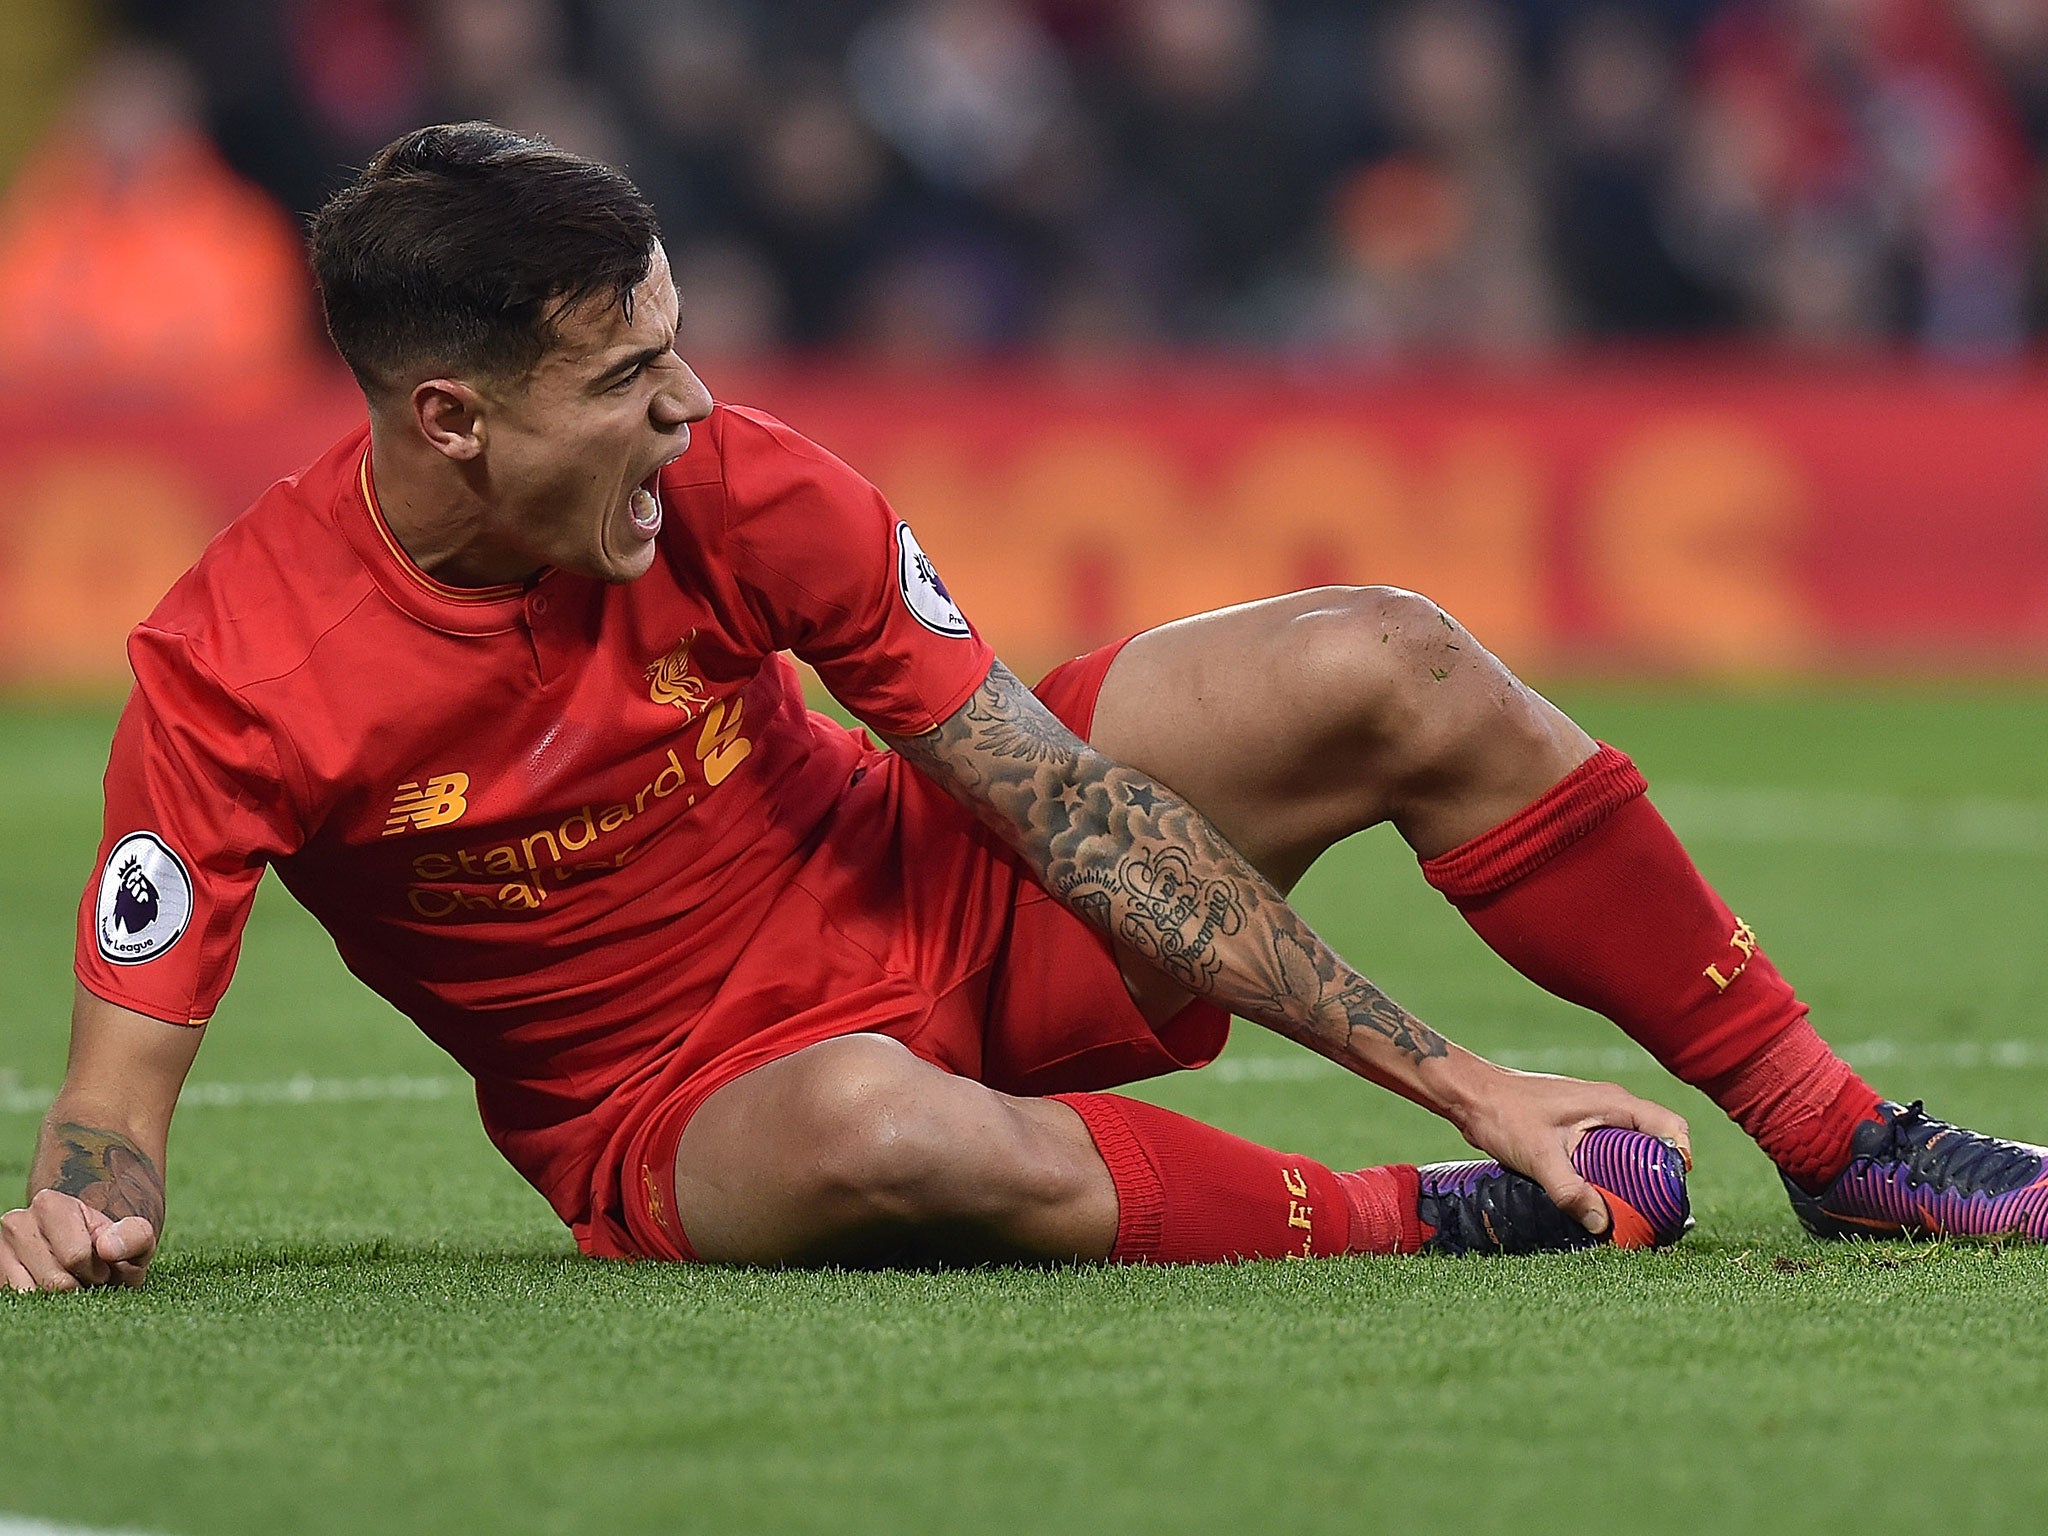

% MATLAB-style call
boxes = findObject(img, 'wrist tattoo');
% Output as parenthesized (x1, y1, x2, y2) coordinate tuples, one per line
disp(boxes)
(51, 1122, 164, 1230)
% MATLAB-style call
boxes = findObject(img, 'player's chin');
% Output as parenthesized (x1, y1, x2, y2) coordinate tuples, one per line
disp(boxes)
(574, 491, 662, 583)
(609, 542, 660, 583)
(588, 523, 661, 583)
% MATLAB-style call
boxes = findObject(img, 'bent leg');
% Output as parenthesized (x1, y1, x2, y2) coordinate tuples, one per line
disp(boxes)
(1085, 585, 1592, 1023)
(1088, 585, 1594, 888)
(1084, 585, 1879, 1190)
(674, 1034, 1117, 1265)
(670, 1033, 1429, 1266)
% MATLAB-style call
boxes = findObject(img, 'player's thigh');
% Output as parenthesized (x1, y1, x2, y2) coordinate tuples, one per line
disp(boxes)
(672, 1032, 1100, 1263)
(1089, 585, 1423, 893)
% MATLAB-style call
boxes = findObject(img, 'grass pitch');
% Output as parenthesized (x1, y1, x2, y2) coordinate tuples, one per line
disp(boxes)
(5, 687, 2048, 1536)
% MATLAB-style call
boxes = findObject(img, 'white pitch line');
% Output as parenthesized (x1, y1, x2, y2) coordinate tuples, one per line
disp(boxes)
(0, 1519, 162, 1536)
(1653, 783, 2048, 855)
(1206, 1037, 2048, 1083)
(4, 1040, 2048, 1115)
(0, 1073, 466, 1116)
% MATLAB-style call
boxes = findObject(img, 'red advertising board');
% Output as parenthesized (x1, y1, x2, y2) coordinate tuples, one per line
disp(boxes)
(5, 357, 2048, 687)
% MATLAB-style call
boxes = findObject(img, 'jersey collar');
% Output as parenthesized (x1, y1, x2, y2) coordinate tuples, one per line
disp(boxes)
(346, 444, 542, 635)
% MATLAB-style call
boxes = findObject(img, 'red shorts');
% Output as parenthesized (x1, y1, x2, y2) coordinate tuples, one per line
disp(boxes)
(598, 638, 1231, 1261)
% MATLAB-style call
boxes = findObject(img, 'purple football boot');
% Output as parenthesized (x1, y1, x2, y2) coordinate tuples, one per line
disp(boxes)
(1418, 1127, 1692, 1255)
(1785, 1099, 2048, 1242)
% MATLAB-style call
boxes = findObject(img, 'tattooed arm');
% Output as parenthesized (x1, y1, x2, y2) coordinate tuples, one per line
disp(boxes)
(1, 985, 200, 1291)
(886, 660, 1465, 1095)
(886, 661, 1687, 1223)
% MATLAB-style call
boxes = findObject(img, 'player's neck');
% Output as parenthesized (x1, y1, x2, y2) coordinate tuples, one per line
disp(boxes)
(363, 426, 543, 590)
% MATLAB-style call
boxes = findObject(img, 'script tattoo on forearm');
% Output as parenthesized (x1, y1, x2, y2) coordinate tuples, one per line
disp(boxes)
(49, 1122, 164, 1231)
(890, 663, 1449, 1068)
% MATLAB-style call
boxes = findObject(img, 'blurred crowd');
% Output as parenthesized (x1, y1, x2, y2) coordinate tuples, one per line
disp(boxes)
(6, 0, 2048, 392)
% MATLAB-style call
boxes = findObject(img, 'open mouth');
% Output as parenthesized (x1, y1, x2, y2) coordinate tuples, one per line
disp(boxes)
(628, 474, 663, 538)
(627, 435, 690, 545)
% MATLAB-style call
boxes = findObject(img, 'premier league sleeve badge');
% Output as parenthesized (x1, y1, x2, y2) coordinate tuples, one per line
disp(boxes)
(895, 522, 972, 638)
(95, 831, 195, 965)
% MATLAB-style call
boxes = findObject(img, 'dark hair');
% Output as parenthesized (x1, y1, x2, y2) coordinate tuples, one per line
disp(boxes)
(309, 122, 659, 395)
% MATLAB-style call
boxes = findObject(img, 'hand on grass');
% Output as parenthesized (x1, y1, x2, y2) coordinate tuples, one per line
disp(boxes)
(1448, 1066, 1691, 1237)
(0, 1188, 156, 1292)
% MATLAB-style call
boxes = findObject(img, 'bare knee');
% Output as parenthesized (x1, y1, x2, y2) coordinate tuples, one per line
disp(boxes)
(679, 1038, 1117, 1265)
(793, 1040, 974, 1221)
(1277, 586, 1594, 847)
(760, 1037, 1082, 1228)
(1284, 586, 1513, 766)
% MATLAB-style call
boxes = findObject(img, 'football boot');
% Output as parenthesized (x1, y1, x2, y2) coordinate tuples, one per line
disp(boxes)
(1418, 1126, 1693, 1255)
(1784, 1099, 2048, 1242)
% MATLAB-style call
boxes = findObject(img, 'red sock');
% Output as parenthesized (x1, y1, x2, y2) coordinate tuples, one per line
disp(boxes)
(1701, 1023, 1877, 1192)
(1418, 744, 1881, 1189)
(1053, 1092, 1425, 1262)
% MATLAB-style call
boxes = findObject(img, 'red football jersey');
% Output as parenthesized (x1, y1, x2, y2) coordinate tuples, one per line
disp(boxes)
(75, 404, 996, 1249)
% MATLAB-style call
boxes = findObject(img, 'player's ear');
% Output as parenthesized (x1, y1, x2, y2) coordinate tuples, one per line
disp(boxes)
(410, 378, 486, 462)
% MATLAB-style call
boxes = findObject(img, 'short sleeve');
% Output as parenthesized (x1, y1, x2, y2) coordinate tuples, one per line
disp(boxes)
(715, 406, 994, 735)
(73, 627, 303, 1027)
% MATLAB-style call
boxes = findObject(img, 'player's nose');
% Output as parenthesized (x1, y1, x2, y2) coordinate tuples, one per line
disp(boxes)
(652, 361, 713, 430)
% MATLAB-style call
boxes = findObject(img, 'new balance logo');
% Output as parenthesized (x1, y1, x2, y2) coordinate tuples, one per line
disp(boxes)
(384, 773, 472, 836)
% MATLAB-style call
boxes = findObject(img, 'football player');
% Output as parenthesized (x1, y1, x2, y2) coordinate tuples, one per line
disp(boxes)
(7, 125, 2033, 1290)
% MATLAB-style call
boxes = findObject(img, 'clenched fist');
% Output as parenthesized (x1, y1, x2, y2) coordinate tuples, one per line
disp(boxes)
(0, 1188, 157, 1292)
